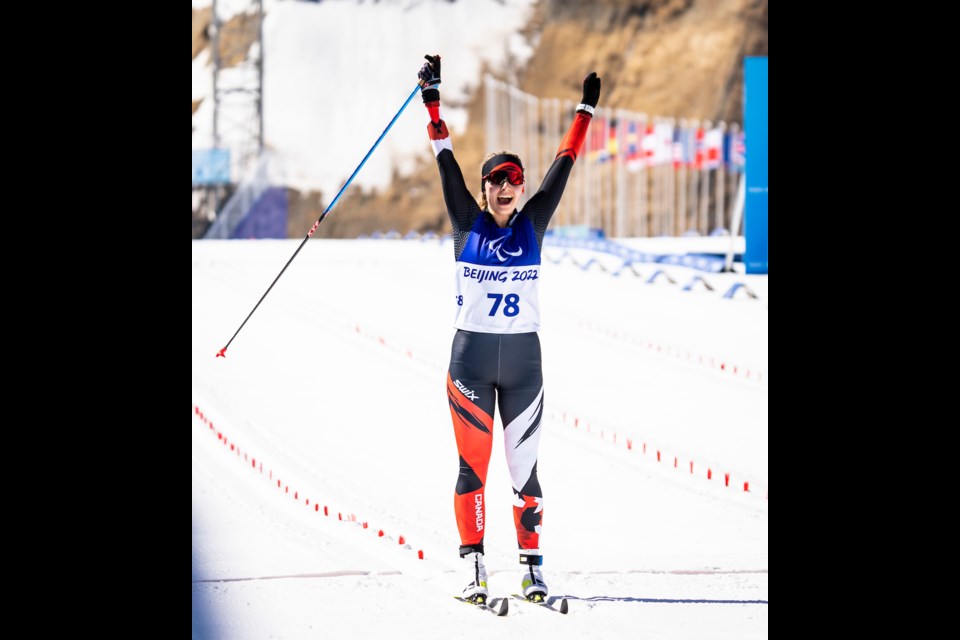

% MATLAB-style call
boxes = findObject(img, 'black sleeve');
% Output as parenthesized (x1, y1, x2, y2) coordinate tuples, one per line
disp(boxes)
(437, 148, 482, 259)
(520, 155, 575, 249)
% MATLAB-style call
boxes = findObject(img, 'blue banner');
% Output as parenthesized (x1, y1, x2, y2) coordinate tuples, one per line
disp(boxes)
(230, 187, 288, 239)
(744, 57, 768, 274)
(192, 148, 231, 185)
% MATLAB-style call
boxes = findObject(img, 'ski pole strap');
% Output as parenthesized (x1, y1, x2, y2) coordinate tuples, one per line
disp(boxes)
(460, 543, 484, 557)
(519, 552, 543, 566)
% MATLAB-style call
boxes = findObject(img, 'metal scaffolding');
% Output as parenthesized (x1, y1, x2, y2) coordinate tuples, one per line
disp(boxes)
(193, 0, 264, 237)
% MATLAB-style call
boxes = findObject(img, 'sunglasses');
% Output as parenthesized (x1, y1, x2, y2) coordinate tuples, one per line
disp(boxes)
(483, 167, 524, 186)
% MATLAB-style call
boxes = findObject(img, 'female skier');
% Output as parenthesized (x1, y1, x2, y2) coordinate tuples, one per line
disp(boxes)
(417, 54, 600, 603)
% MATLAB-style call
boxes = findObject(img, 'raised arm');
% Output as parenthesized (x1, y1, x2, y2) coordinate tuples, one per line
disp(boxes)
(418, 54, 482, 245)
(524, 72, 602, 240)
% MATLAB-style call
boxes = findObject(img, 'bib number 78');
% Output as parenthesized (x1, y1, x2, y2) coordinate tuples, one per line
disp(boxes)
(487, 293, 520, 317)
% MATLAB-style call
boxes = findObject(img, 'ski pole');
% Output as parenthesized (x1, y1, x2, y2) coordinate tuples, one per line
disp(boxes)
(216, 83, 422, 358)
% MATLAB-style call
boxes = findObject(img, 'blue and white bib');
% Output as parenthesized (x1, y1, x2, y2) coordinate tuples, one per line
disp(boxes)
(454, 214, 541, 333)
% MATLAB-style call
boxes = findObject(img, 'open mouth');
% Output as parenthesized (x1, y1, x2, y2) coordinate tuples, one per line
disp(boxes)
(496, 195, 513, 206)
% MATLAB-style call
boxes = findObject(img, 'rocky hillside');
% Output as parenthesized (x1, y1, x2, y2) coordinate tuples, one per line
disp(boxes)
(193, 0, 768, 238)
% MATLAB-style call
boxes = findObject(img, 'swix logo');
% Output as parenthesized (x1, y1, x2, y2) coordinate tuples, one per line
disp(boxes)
(487, 236, 523, 262)
(455, 379, 478, 401)
(475, 494, 484, 531)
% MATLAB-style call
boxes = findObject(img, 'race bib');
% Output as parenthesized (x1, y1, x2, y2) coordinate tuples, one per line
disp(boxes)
(453, 262, 542, 333)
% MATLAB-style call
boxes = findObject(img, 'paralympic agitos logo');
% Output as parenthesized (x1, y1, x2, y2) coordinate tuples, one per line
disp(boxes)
(487, 236, 522, 262)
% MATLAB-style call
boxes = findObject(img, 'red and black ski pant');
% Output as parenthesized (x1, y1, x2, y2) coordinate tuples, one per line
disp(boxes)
(446, 330, 544, 557)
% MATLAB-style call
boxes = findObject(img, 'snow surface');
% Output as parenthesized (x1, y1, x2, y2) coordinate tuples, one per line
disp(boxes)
(192, 238, 768, 639)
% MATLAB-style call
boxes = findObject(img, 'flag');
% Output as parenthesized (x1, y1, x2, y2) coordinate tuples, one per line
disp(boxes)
(641, 122, 673, 167)
(723, 130, 733, 169)
(733, 131, 745, 170)
(626, 119, 643, 171)
(682, 125, 696, 168)
(694, 126, 705, 169)
(704, 127, 723, 170)
(672, 125, 683, 169)
(641, 123, 657, 166)
(599, 119, 618, 163)
(587, 117, 607, 163)
(655, 121, 673, 166)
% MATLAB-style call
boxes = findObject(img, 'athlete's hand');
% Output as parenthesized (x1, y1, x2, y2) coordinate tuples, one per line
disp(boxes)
(578, 72, 601, 114)
(418, 54, 441, 89)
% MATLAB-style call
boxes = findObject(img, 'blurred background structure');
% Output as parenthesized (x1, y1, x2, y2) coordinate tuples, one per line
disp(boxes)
(192, 0, 767, 246)
(192, 0, 264, 237)
(484, 76, 745, 238)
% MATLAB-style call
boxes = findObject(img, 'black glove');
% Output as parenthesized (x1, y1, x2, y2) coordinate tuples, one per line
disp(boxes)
(418, 54, 441, 103)
(578, 72, 601, 114)
(418, 54, 441, 88)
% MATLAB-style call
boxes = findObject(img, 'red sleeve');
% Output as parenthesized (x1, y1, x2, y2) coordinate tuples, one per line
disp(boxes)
(424, 100, 442, 125)
(555, 112, 592, 162)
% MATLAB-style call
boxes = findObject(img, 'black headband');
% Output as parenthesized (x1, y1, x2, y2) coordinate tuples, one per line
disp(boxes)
(481, 154, 523, 178)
